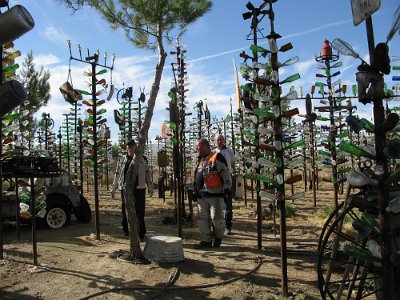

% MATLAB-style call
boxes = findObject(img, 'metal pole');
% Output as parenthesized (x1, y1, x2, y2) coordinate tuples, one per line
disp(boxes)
(58, 128, 62, 169)
(128, 91, 132, 139)
(0, 43, 3, 259)
(91, 61, 101, 240)
(268, 2, 288, 296)
(365, 16, 392, 300)
(30, 175, 38, 266)
(65, 114, 71, 175)
(78, 120, 84, 195)
(326, 59, 339, 209)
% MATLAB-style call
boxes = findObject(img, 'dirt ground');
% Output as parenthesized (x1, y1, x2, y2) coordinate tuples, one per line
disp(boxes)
(0, 182, 339, 300)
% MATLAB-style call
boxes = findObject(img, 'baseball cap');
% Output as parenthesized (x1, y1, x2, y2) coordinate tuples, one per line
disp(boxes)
(126, 139, 136, 146)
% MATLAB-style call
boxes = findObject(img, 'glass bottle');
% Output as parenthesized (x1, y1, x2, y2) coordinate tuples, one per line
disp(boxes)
(386, 168, 400, 185)
(257, 157, 276, 170)
(278, 56, 299, 68)
(286, 192, 305, 201)
(286, 158, 303, 168)
(285, 174, 302, 184)
(282, 108, 299, 118)
(339, 141, 376, 159)
(259, 143, 275, 152)
(360, 118, 375, 133)
(257, 174, 277, 185)
(318, 150, 331, 157)
(343, 244, 380, 263)
(283, 140, 305, 151)
(96, 69, 107, 75)
(280, 73, 300, 85)
(250, 44, 270, 57)
(352, 218, 373, 237)
(360, 212, 380, 234)
(317, 116, 329, 121)
(336, 131, 349, 139)
(259, 190, 275, 201)
(383, 113, 400, 132)
(79, 90, 92, 95)
(252, 108, 275, 119)
(3, 63, 19, 72)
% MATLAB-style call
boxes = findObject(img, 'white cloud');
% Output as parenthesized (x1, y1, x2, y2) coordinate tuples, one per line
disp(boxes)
(40, 25, 70, 46)
(33, 54, 61, 66)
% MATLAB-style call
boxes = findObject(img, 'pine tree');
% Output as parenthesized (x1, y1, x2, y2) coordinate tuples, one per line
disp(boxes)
(61, 0, 212, 261)
(18, 51, 51, 143)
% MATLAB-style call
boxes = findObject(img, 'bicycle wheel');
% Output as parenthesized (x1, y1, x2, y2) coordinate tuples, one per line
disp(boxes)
(318, 186, 353, 255)
(318, 201, 345, 255)
(317, 195, 381, 300)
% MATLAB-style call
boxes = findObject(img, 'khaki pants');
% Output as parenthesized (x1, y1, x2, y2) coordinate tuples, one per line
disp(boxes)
(197, 196, 225, 242)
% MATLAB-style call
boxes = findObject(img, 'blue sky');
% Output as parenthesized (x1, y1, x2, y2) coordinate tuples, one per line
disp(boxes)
(10, 0, 400, 143)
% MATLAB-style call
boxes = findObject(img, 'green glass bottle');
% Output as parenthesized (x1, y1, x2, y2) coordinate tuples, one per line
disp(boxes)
(79, 90, 92, 95)
(343, 244, 381, 262)
(315, 82, 327, 87)
(338, 141, 376, 159)
(244, 173, 256, 180)
(337, 167, 352, 174)
(257, 174, 277, 185)
(257, 157, 276, 169)
(96, 69, 107, 75)
(240, 84, 252, 92)
(386, 168, 400, 185)
(280, 73, 300, 85)
(360, 212, 380, 234)
(360, 118, 375, 133)
(336, 131, 349, 138)
(97, 108, 107, 115)
(352, 85, 357, 97)
(252, 108, 275, 119)
(316, 116, 329, 121)
(283, 140, 305, 151)
(250, 44, 270, 57)
(3, 63, 19, 73)
(2, 112, 20, 121)
(242, 129, 255, 140)
(318, 150, 331, 157)
(272, 87, 280, 99)
(352, 218, 373, 237)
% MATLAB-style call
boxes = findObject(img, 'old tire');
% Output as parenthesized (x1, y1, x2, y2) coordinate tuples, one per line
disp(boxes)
(41, 196, 71, 229)
(74, 195, 92, 223)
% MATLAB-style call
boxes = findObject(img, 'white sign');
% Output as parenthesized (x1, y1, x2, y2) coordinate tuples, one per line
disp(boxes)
(351, 0, 381, 26)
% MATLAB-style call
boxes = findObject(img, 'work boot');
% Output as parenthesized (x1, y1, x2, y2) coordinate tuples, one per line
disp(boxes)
(194, 241, 213, 249)
(213, 238, 222, 248)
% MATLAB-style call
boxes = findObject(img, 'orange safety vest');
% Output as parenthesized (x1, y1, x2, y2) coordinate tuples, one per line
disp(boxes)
(196, 152, 223, 189)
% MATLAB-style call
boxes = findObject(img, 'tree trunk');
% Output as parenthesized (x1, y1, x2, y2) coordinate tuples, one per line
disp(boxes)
(123, 27, 167, 259)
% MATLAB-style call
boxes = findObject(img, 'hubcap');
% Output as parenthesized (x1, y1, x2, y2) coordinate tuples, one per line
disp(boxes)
(46, 207, 66, 229)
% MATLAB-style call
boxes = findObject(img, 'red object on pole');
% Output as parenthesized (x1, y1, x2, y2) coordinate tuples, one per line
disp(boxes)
(321, 39, 332, 60)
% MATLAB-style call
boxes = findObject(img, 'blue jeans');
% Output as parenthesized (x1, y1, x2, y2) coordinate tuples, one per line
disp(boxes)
(225, 189, 233, 230)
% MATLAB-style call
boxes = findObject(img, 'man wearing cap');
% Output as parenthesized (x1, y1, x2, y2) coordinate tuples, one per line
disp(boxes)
(193, 138, 231, 248)
(111, 139, 154, 238)
(214, 134, 235, 235)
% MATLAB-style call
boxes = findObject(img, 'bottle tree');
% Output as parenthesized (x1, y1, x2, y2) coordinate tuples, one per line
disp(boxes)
(314, 41, 343, 209)
(170, 39, 191, 228)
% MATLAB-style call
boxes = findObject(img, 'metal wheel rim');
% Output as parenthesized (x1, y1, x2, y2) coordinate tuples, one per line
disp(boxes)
(46, 207, 67, 229)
